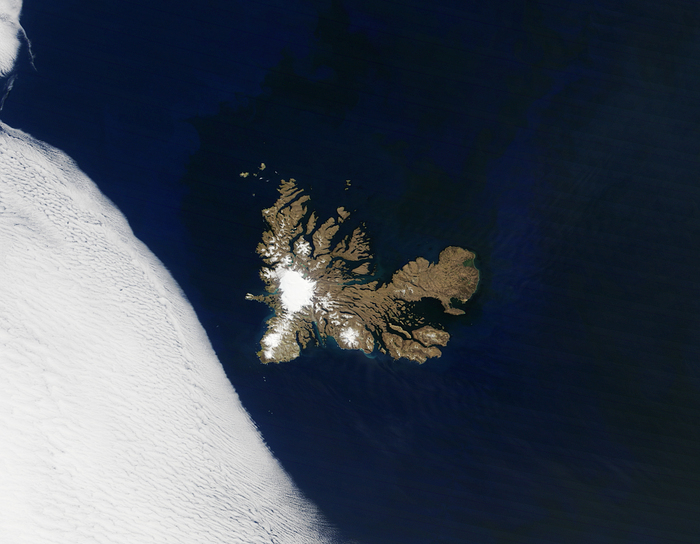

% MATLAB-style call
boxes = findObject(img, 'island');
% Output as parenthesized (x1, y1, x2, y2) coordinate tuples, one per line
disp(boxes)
(246, 177, 479, 363)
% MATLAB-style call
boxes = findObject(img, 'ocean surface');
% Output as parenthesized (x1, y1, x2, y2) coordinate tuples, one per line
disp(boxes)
(5, 0, 700, 542)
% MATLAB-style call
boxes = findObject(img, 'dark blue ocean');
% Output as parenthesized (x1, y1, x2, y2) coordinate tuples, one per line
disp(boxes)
(6, 1, 700, 542)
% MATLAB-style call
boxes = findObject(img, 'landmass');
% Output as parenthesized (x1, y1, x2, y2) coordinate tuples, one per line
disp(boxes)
(246, 177, 479, 363)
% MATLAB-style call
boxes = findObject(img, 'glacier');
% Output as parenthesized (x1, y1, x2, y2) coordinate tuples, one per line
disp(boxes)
(0, 3, 338, 543)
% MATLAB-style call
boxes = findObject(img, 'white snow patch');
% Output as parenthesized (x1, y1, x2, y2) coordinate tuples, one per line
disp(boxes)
(263, 331, 283, 348)
(294, 237, 312, 257)
(340, 327, 359, 348)
(261, 316, 298, 360)
(0, 123, 338, 543)
(278, 268, 315, 313)
(314, 291, 335, 312)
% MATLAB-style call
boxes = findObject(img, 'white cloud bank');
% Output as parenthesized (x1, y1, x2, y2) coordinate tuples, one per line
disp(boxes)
(0, 123, 339, 542)
(0, 0, 23, 76)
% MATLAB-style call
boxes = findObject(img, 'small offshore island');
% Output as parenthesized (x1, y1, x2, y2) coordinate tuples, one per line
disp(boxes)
(246, 176, 479, 363)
